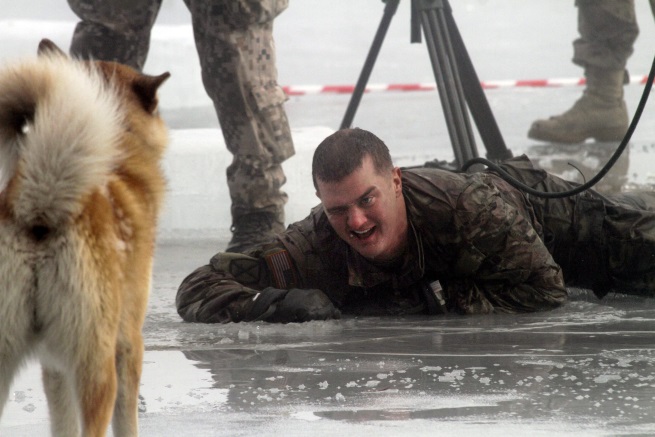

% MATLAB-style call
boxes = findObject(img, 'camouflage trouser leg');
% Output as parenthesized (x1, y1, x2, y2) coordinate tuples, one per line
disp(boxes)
(601, 191, 655, 297)
(573, 0, 638, 71)
(499, 156, 655, 297)
(67, 0, 162, 70)
(544, 187, 655, 297)
(184, 0, 294, 227)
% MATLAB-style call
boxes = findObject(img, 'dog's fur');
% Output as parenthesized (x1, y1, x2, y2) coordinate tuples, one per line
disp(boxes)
(0, 40, 169, 437)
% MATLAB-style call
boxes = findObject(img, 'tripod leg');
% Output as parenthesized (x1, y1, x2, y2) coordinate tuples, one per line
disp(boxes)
(418, 0, 479, 166)
(340, 0, 400, 129)
(444, 6, 512, 161)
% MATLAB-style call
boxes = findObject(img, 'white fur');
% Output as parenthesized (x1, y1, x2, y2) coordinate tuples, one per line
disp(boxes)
(0, 137, 18, 194)
(4, 54, 123, 228)
(0, 53, 131, 437)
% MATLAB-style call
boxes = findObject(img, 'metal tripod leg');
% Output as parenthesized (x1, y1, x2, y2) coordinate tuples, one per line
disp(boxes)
(340, 0, 399, 130)
(435, 1, 513, 161)
(341, 0, 512, 168)
(416, 0, 478, 166)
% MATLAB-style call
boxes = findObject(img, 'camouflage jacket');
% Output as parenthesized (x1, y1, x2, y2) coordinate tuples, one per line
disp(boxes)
(276, 159, 567, 317)
(177, 156, 655, 322)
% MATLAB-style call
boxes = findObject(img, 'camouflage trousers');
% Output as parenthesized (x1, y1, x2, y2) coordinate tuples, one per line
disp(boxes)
(67, 0, 294, 225)
(573, 0, 639, 71)
(499, 158, 655, 298)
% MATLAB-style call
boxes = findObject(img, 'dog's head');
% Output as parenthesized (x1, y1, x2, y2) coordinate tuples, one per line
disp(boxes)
(38, 39, 170, 117)
(38, 40, 171, 161)
(0, 40, 171, 228)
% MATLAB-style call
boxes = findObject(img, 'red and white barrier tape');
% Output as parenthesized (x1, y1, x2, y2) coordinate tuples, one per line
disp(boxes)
(282, 75, 651, 96)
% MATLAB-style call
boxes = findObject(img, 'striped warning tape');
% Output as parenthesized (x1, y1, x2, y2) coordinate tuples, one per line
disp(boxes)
(282, 75, 651, 96)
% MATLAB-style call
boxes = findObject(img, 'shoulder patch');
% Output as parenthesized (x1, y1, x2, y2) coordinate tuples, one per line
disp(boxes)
(263, 248, 299, 289)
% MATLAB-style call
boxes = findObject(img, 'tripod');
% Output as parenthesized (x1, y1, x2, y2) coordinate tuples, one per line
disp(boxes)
(340, 0, 512, 169)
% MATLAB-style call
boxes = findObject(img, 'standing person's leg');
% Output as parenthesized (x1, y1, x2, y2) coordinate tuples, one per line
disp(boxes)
(185, 0, 294, 252)
(528, 0, 638, 143)
(67, 0, 163, 70)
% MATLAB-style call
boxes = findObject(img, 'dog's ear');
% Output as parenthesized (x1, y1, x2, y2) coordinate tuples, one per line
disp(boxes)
(132, 72, 171, 114)
(37, 39, 68, 58)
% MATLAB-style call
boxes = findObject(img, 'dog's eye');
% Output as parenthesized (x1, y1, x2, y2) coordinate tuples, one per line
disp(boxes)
(20, 113, 33, 134)
(12, 111, 33, 135)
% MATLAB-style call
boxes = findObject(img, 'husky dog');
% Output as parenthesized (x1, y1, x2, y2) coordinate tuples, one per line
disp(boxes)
(0, 39, 169, 437)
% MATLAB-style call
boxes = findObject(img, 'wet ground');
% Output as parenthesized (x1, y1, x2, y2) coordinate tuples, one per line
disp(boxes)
(119, 241, 655, 436)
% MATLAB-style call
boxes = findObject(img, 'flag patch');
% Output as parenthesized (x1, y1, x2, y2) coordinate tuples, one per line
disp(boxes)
(264, 248, 299, 289)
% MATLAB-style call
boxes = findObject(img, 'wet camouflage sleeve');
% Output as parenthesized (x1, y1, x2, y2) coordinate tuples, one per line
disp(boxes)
(440, 176, 568, 314)
(176, 264, 257, 323)
(176, 250, 289, 323)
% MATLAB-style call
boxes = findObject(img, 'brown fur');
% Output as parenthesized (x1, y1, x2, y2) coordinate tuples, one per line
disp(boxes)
(0, 39, 169, 437)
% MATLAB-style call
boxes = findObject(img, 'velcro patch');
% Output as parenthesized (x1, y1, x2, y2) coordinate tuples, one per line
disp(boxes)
(229, 258, 261, 285)
(211, 252, 261, 285)
(264, 248, 299, 289)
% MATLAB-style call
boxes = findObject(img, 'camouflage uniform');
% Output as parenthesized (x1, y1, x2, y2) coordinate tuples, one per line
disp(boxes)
(527, 0, 642, 143)
(573, 0, 639, 71)
(176, 155, 655, 323)
(67, 0, 294, 244)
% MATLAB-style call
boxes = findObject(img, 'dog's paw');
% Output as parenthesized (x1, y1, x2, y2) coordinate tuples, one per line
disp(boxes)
(138, 393, 147, 414)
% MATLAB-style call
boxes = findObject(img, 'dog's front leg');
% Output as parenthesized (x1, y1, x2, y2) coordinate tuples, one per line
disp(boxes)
(78, 351, 118, 437)
(112, 333, 144, 437)
(42, 368, 81, 437)
(0, 354, 24, 420)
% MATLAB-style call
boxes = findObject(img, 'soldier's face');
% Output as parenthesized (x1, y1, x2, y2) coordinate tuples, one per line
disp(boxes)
(316, 155, 408, 262)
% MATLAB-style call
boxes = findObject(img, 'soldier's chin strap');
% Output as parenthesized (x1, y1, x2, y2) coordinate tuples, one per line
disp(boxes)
(461, 54, 655, 199)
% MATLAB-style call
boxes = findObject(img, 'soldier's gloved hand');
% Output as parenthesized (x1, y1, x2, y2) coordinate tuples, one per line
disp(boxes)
(269, 288, 341, 323)
(264, 288, 341, 323)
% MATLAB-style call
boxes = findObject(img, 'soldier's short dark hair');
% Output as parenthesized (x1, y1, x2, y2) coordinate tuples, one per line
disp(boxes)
(312, 128, 394, 189)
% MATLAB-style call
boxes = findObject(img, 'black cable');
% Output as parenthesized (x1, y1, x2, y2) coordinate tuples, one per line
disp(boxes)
(461, 54, 655, 198)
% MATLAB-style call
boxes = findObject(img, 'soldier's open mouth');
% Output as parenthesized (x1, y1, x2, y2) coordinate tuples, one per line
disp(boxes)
(351, 227, 375, 240)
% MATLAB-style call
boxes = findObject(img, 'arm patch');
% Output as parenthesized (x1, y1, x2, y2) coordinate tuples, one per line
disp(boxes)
(264, 248, 299, 289)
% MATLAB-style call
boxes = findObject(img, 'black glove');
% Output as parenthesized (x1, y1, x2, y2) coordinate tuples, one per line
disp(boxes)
(263, 288, 341, 323)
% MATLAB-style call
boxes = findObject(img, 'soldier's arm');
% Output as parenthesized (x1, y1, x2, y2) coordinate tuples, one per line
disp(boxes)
(176, 249, 340, 323)
(445, 179, 567, 314)
(175, 263, 279, 323)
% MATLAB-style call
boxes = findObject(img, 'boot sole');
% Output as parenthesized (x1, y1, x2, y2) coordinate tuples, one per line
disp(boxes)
(528, 126, 626, 144)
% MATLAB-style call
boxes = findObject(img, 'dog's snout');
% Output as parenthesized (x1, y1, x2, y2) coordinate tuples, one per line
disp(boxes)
(29, 225, 51, 241)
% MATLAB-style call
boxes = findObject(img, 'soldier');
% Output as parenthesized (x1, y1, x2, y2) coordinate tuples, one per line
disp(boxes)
(176, 128, 655, 323)
(67, 0, 294, 252)
(528, 0, 642, 143)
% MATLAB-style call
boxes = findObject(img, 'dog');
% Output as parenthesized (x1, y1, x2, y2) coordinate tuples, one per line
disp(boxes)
(0, 39, 169, 437)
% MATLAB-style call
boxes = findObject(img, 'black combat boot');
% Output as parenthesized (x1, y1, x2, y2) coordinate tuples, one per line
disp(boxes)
(226, 211, 285, 253)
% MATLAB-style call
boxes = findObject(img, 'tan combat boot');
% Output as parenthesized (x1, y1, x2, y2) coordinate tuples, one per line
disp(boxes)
(528, 67, 629, 143)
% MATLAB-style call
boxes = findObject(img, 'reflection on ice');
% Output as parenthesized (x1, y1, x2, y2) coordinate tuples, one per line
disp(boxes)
(2, 362, 49, 427)
(173, 336, 655, 432)
(140, 351, 228, 414)
(1, 351, 228, 431)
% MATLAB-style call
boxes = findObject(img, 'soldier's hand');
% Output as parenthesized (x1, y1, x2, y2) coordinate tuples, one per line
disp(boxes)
(265, 288, 341, 323)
